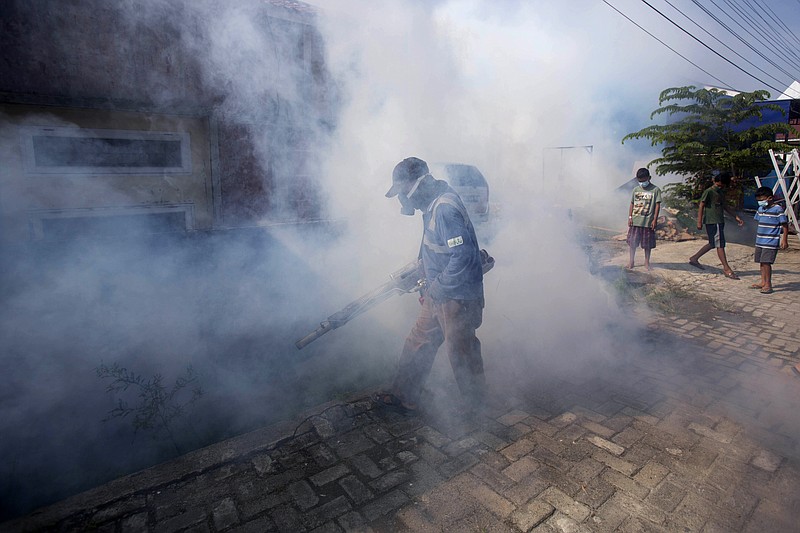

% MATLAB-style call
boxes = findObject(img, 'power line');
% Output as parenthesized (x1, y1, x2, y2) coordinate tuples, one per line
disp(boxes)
(695, 0, 800, 85)
(705, 0, 800, 85)
(639, 0, 785, 94)
(755, 0, 800, 50)
(738, 0, 800, 63)
(661, 0, 791, 90)
(708, 0, 800, 75)
(707, 0, 800, 80)
(750, 0, 800, 52)
(601, 0, 736, 90)
(729, 0, 800, 69)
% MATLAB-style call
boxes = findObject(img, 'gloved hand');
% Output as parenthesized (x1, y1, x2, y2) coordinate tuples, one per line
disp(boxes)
(426, 278, 446, 302)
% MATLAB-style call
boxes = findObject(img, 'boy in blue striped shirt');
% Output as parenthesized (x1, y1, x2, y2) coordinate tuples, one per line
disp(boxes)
(752, 186, 789, 294)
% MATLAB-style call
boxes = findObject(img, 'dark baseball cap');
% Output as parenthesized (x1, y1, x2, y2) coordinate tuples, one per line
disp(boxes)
(386, 157, 429, 198)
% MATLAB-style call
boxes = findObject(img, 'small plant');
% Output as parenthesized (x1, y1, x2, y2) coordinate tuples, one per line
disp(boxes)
(644, 279, 694, 315)
(611, 275, 639, 304)
(611, 273, 736, 318)
(96, 362, 203, 453)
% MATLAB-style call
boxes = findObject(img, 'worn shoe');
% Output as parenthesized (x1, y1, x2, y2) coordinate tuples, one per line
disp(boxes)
(372, 392, 417, 414)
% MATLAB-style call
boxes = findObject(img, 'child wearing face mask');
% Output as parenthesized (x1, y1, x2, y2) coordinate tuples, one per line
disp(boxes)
(626, 168, 662, 271)
(751, 186, 789, 294)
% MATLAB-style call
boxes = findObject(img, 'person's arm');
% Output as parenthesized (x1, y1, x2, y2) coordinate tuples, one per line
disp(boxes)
(628, 201, 634, 227)
(651, 201, 661, 230)
(780, 223, 789, 250)
(724, 204, 744, 226)
(697, 202, 705, 230)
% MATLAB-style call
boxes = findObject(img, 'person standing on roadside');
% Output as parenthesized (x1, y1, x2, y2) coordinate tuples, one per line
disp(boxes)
(626, 168, 662, 271)
(688, 172, 744, 279)
(751, 186, 789, 294)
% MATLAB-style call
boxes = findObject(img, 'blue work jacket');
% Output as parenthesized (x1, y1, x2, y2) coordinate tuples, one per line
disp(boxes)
(420, 185, 484, 301)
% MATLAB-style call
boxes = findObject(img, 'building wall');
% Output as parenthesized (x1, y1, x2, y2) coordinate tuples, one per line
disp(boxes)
(0, 0, 335, 242)
(0, 103, 213, 241)
(735, 99, 800, 145)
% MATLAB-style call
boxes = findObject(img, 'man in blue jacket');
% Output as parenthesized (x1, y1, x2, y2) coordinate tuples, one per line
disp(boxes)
(378, 157, 486, 413)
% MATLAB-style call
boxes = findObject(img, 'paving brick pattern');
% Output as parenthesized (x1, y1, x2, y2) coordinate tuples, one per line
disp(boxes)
(2, 240, 799, 532)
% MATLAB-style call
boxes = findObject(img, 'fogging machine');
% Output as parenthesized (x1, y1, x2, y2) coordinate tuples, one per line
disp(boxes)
(295, 249, 495, 349)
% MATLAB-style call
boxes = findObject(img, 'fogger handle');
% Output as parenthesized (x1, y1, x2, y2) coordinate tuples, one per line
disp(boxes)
(295, 250, 494, 350)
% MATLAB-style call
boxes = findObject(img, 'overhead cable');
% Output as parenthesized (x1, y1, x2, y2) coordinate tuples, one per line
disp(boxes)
(662, 0, 792, 91)
(739, 0, 800, 63)
(700, 0, 800, 81)
(729, 0, 800, 68)
(755, 0, 800, 50)
(706, 0, 800, 80)
(601, 0, 735, 90)
(640, 0, 785, 94)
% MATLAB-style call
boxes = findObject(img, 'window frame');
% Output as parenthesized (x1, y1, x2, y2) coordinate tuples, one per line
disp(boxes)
(20, 126, 193, 175)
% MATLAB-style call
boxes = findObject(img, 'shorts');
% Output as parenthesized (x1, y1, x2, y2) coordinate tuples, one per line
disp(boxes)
(627, 226, 656, 250)
(705, 223, 725, 248)
(754, 246, 777, 264)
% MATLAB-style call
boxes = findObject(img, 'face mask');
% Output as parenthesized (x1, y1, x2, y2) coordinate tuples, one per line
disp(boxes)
(398, 193, 415, 215)
(407, 173, 435, 209)
(639, 180, 650, 187)
(757, 200, 769, 207)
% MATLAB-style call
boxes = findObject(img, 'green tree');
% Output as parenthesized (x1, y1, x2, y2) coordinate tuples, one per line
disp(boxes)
(622, 86, 792, 200)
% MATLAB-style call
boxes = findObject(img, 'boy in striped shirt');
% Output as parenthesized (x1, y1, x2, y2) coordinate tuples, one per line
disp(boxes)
(752, 186, 789, 294)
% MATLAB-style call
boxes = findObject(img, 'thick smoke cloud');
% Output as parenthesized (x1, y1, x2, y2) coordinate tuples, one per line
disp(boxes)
(313, 0, 678, 383)
(315, 0, 704, 254)
(1, 1, 353, 519)
(313, 0, 800, 452)
(4, 0, 794, 522)
(0, 0, 659, 519)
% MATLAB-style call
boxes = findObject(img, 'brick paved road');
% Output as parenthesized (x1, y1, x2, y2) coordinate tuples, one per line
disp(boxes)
(3, 239, 799, 533)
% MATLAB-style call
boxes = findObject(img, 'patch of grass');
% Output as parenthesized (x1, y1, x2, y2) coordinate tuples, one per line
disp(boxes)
(611, 271, 735, 317)
(610, 272, 653, 308)
(644, 279, 696, 314)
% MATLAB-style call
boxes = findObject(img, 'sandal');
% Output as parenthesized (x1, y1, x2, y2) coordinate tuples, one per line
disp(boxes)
(724, 271, 740, 280)
(750, 283, 763, 289)
(373, 392, 417, 413)
(760, 288, 774, 294)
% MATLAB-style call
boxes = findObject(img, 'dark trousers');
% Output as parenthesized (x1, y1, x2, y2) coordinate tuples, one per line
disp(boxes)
(392, 296, 485, 406)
